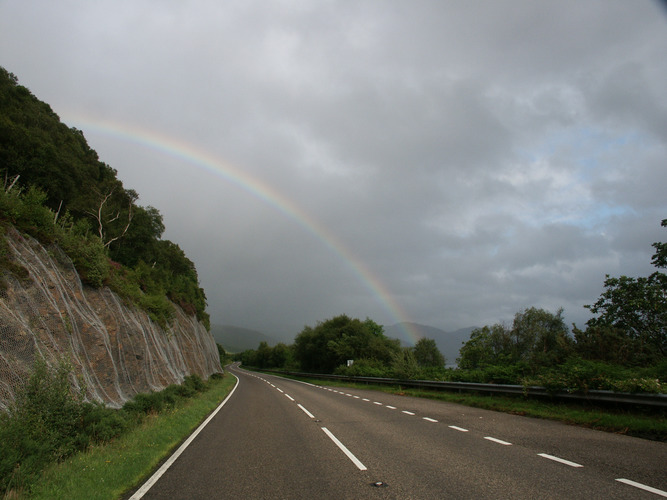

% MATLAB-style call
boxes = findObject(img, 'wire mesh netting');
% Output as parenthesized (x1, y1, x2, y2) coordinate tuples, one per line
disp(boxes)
(0, 228, 221, 411)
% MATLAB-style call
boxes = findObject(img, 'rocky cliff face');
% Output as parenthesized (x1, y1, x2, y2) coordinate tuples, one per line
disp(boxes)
(0, 228, 222, 410)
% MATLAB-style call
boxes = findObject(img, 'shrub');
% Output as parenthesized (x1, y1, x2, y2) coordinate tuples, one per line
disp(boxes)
(334, 358, 391, 378)
(0, 358, 88, 494)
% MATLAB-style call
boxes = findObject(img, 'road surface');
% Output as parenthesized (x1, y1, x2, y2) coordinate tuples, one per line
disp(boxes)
(130, 364, 666, 499)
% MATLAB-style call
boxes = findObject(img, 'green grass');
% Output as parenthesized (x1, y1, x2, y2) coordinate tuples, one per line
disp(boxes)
(20, 373, 237, 500)
(277, 375, 667, 441)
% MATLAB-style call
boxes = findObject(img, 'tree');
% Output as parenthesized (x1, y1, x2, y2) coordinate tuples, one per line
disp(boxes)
(87, 187, 136, 248)
(581, 219, 666, 363)
(457, 308, 570, 370)
(293, 315, 399, 373)
(413, 338, 445, 368)
(457, 324, 511, 369)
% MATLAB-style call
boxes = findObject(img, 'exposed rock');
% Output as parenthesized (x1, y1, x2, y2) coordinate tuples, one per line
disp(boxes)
(0, 228, 222, 410)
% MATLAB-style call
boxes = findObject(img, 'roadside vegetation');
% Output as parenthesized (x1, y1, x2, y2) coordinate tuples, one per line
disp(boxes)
(0, 66, 208, 328)
(0, 358, 234, 499)
(237, 220, 666, 397)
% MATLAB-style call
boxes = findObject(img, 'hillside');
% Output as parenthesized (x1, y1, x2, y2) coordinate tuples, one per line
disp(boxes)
(0, 227, 221, 410)
(211, 324, 281, 353)
(0, 66, 208, 328)
(0, 66, 221, 409)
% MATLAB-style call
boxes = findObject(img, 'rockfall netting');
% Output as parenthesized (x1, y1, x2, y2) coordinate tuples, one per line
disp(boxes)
(0, 228, 222, 411)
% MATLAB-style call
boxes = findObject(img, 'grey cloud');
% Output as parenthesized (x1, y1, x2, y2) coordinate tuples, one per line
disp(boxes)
(1, 0, 665, 340)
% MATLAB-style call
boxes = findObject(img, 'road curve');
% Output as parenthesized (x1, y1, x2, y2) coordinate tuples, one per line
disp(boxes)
(131, 365, 667, 499)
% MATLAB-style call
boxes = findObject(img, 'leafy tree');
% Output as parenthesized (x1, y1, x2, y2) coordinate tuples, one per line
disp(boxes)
(293, 315, 400, 373)
(457, 307, 571, 370)
(581, 219, 666, 363)
(0, 66, 210, 328)
(413, 338, 445, 368)
(457, 324, 511, 369)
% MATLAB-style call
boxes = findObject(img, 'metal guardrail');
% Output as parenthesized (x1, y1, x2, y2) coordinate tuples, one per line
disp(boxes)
(259, 369, 667, 409)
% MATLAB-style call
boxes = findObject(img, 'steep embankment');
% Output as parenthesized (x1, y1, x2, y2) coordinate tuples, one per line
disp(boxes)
(0, 227, 221, 410)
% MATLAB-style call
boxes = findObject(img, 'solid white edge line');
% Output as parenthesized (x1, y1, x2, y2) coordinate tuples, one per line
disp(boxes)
(616, 478, 667, 497)
(298, 403, 315, 419)
(538, 453, 583, 468)
(484, 436, 512, 446)
(321, 427, 367, 471)
(130, 372, 240, 499)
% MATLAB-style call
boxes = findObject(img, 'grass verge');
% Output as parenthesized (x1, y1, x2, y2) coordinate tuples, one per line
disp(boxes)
(20, 373, 237, 500)
(277, 375, 667, 441)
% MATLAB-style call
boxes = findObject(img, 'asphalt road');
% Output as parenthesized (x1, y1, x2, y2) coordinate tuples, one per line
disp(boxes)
(131, 365, 667, 499)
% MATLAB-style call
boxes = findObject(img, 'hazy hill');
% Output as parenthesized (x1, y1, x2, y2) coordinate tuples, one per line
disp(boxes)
(211, 324, 281, 353)
(384, 322, 477, 366)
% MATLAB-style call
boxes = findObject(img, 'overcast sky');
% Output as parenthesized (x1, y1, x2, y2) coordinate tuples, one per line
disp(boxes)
(1, 1, 666, 340)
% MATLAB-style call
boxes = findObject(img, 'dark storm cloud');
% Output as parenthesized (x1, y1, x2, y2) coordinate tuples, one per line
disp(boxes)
(1, 0, 666, 339)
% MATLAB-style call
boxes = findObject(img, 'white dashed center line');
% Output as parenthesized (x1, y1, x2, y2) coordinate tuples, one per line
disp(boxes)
(538, 453, 583, 468)
(449, 425, 468, 432)
(297, 404, 315, 419)
(616, 478, 667, 497)
(484, 436, 512, 446)
(321, 427, 367, 471)
(402, 411, 415, 415)
(423, 417, 438, 423)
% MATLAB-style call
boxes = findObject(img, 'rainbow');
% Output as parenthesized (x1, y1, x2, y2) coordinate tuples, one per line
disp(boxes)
(63, 115, 421, 343)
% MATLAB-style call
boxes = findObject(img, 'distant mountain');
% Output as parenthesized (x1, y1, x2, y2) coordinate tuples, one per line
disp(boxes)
(384, 322, 477, 366)
(211, 324, 281, 353)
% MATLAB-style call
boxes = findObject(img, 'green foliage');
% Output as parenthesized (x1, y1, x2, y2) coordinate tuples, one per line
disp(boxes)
(581, 218, 666, 364)
(293, 315, 400, 373)
(457, 307, 572, 371)
(0, 357, 212, 497)
(334, 358, 390, 378)
(0, 359, 87, 494)
(0, 66, 210, 327)
(413, 338, 446, 368)
(525, 358, 666, 395)
(390, 348, 420, 380)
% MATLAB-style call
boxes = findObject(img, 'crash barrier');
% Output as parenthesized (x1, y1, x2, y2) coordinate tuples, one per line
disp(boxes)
(258, 369, 667, 409)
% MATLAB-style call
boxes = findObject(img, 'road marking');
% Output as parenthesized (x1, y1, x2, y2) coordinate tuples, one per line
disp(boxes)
(353, 395, 360, 399)
(285, 394, 294, 401)
(484, 436, 512, 446)
(449, 425, 468, 432)
(345, 393, 353, 397)
(362, 398, 370, 401)
(538, 453, 583, 468)
(402, 411, 415, 415)
(321, 427, 367, 471)
(298, 404, 315, 419)
(276, 388, 283, 393)
(616, 479, 667, 497)
(129, 373, 240, 499)
(423, 417, 438, 423)
(374, 401, 383, 405)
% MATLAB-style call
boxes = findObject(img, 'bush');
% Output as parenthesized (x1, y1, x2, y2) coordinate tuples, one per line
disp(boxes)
(334, 358, 391, 378)
(0, 359, 88, 494)
(0, 359, 214, 496)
